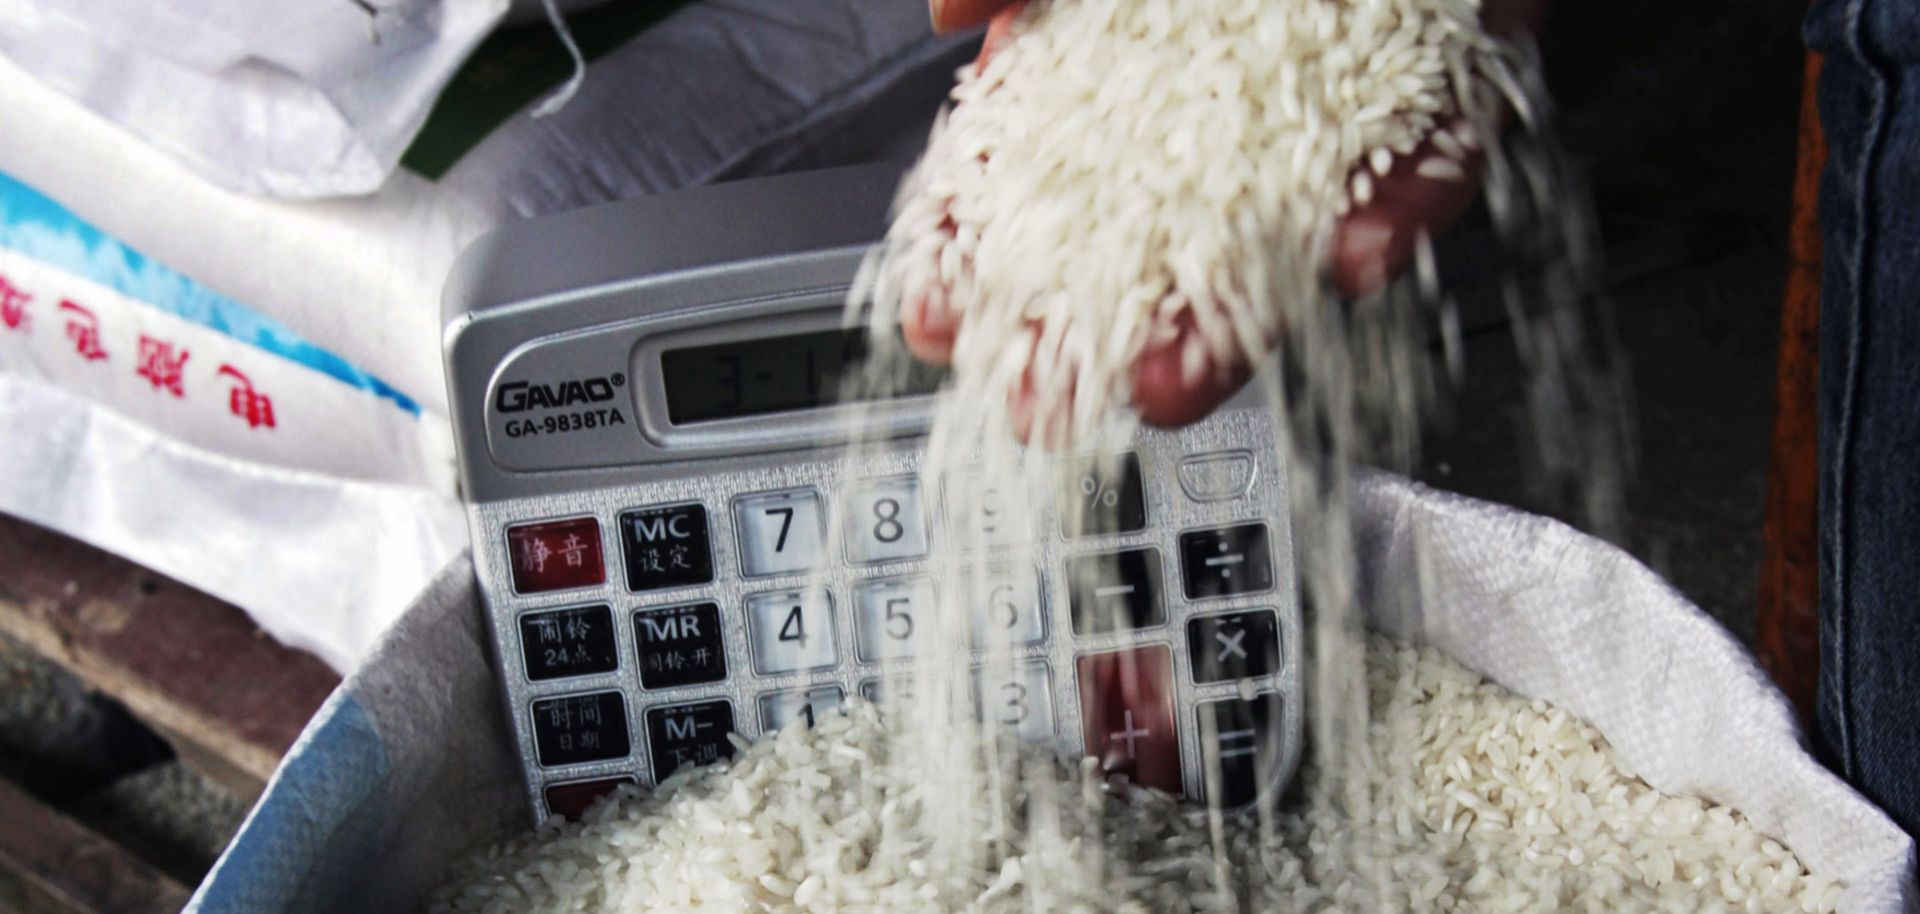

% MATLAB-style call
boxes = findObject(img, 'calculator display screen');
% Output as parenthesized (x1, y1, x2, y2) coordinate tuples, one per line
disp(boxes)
(660, 328, 943, 424)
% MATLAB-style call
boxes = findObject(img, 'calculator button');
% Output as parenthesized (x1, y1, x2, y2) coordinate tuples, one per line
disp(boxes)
(1061, 453, 1147, 537)
(860, 677, 913, 705)
(544, 776, 635, 822)
(944, 470, 1031, 546)
(746, 589, 839, 674)
(972, 660, 1055, 742)
(759, 685, 845, 732)
(1178, 451, 1255, 502)
(966, 568, 1046, 649)
(1179, 524, 1275, 599)
(531, 692, 630, 768)
(1067, 548, 1166, 635)
(618, 503, 713, 592)
(1197, 694, 1284, 809)
(1187, 610, 1281, 683)
(854, 577, 934, 662)
(633, 603, 727, 689)
(507, 517, 605, 594)
(519, 605, 618, 681)
(735, 489, 827, 577)
(1075, 646, 1181, 793)
(644, 699, 737, 782)
(842, 477, 929, 564)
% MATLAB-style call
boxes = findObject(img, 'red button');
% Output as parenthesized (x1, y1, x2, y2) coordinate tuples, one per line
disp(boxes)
(544, 776, 634, 821)
(1075, 645, 1182, 794)
(508, 517, 606, 593)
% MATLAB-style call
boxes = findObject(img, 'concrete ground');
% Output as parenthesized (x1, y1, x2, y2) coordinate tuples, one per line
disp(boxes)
(0, 0, 1809, 896)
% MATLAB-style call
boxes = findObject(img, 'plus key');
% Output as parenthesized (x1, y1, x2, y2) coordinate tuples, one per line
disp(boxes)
(1075, 646, 1181, 794)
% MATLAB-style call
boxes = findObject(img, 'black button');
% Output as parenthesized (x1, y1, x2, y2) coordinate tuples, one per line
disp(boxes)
(519, 605, 619, 681)
(1061, 453, 1147, 538)
(1187, 610, 1281, 683)
(633, 603, 727, 690)
(1179, 523, 1275, 599)
(1067, 548, 1165, 635)
(644, 699, 737, 782)
(1197, 694, 1283, 810)
(620, 503, 713, 592)
(531, 692, 630, 767)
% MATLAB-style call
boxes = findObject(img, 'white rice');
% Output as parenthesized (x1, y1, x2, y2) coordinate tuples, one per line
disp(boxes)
(427, 638, 1841, 913)
(860, 0, 1525, 445)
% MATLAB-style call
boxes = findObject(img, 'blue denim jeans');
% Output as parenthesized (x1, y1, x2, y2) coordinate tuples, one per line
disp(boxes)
(1808, 0, 1920, 839)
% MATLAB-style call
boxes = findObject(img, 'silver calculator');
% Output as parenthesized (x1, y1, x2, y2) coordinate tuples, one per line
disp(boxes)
(442, 165, 1303, 823)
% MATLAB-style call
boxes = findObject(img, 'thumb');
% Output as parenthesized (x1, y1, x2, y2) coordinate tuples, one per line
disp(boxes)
(932, 0, 1024, 34)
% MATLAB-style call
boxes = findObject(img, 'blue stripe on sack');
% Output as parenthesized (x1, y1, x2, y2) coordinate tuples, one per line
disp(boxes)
(0, 170, 422, 417)
(187, 693, 392, 913)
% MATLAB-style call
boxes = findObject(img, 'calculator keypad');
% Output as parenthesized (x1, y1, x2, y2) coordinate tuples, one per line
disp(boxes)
(478, 409, 1299, 821)
(735, 490, 827, 577)
(746, 589, 838, 674)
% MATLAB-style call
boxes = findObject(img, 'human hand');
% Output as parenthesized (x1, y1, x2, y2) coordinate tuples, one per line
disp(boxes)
(910, 0, 1545, 434)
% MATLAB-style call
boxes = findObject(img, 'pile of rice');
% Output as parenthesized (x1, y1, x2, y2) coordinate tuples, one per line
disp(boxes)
(427, 637, 1839, 913)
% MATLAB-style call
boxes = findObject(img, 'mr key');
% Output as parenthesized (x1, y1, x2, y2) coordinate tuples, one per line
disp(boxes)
(443, 164, 1306, 823)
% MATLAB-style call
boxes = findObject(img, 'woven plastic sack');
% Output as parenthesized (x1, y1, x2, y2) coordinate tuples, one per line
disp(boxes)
(185, 473, 1915, 912)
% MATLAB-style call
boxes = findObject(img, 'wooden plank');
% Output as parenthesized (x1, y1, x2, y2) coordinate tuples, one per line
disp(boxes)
(0, 514, 340, 801)
(1755, 52, 1823, 724)
(0, 777, 191, 914)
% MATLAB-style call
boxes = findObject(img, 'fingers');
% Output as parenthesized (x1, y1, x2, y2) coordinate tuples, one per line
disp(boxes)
(930, 0, 1024, 34)
(1130, 313, 1254, 428)
(1327, 126, 1485, 298)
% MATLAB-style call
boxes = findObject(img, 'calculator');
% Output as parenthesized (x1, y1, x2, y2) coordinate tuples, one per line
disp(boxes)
(442, 164, 1303, 824)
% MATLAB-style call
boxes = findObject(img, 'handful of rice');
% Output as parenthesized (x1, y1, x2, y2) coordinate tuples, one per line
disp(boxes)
(863, 0, 1523, 442)
(428, 638, 1839, 913)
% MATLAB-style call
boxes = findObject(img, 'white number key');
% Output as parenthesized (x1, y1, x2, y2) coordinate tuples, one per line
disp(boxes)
(735, 489, 825, 577)
(843, 477, 929, 564)
(854, 576, 934, 662)
(746, 589, 838, 674)
(972, 660, 1055, 742)
(944, 470, 1032, 547)
(759, 685, 845, 732)
(966, 567, 1046, 649)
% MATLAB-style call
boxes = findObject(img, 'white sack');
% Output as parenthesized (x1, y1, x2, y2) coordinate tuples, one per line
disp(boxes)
(0, 0, 511, 199)
(183, 473, 1915, 912)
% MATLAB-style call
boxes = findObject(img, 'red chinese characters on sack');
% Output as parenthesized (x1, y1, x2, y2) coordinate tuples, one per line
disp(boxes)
(136, 335, 189, 397)
(0, 274, 30, 332)
(58, 300, 108, 361)
(216, 364, 275, 429)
